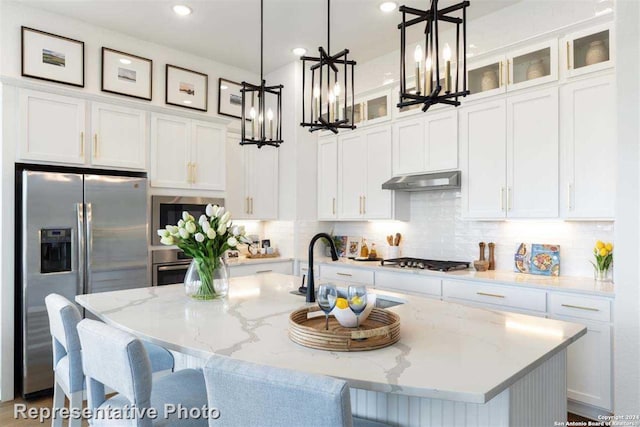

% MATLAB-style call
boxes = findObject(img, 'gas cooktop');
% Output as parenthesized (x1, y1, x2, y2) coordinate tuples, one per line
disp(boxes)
(381, 257, 470, 272)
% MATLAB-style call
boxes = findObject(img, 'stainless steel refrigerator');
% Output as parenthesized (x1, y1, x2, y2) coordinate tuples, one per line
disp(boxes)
(19, 169, 149, 397)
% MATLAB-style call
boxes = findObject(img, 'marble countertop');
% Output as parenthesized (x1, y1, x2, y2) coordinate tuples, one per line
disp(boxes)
(306, 257, 615, 297)
(76, 273, 586, 404)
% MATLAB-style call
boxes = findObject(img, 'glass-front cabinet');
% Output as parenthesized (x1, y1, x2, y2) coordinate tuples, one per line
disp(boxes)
(562, 24, 613, 78)
(466, 55, 507, 101)
(339, 89, 391, 128)
(507, 39, 558, 91)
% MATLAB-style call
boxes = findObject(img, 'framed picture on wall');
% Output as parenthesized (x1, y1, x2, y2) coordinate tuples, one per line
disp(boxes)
(101, 47, 153, 100)
(346, 236, 362, 259)
(217, 78, 248, 120)
(165, 64, 208, 111)
(21, 26, 84, 87)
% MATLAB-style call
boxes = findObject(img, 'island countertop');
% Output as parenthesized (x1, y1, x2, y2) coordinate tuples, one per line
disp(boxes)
(76, 273, 586, 404)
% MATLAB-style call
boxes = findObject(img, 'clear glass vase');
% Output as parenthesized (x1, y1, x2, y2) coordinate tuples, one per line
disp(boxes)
(184, 257, 229, 300)
(594, 268, 611, 282)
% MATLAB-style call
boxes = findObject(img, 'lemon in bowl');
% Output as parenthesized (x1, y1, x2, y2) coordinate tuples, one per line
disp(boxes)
(331, 293, 377, 328)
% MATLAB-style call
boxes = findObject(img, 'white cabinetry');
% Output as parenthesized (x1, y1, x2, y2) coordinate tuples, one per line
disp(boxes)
(91, 103, 146, 170)
(560, 75, 615, 219)
(562, 23, 614, 79)
(229, 261, 293, 278)
(461, 87, 558, 219)
(337, 125, 402, 220)
(150, 114, 226, 190)
(226, 133, 279, 220)
(317, 136, 338, 220)
(19, 89, 86, 165)
(392, 110, 458, 176)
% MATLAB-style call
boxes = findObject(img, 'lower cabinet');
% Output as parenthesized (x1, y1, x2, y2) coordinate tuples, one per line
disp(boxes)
(229, 261, 292, 278)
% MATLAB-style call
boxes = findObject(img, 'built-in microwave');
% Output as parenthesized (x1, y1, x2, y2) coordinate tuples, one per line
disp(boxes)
(151, 195, 224, 246)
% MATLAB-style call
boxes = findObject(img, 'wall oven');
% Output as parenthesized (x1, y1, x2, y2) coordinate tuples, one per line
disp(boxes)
(151, 195, 224, 246)
(152, 249, 192, 286)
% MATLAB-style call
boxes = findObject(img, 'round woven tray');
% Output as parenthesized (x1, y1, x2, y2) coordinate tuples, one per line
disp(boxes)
(288, 306, 400, 351)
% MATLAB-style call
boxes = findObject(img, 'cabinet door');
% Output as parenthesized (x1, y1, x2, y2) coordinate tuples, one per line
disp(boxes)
(19, 90, 86, 164)
(247, 147, 279, 220)
(318, 136, 338, 220)
(393, 117, 425, 175)
(563, 24, 614, 79)
(363, 126, 392, 219)
(191, 120, 225, 191)
(150, 114, 191, 189)
(551, 315, 612, 411)
(364, 92, 391, 126)
(425, 110, 458, 171)
(460, 100, 507, 219)
(561, 75, 615, 219)
(466, 55, 507, 101)
(506, 88, 559, 218)
(225, 134, 250, 219)
(338, 133, 366, 219)
(91, 103, 146, 170)
(506, 39, 558, 92)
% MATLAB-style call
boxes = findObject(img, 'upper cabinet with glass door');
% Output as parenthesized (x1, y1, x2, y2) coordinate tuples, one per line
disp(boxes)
(562, 24, 614, 78)
(466, 38, 558, 101)
(338, 88, 392, 128)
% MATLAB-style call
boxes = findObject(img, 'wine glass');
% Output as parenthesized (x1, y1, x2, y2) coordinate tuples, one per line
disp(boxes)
(317, 283, 338, 330)
(348, 285, 368, 329)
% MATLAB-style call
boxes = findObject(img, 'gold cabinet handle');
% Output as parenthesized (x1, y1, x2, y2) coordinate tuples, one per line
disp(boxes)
(500, 188, 505, 211)
(363, 195, 366, 214)
(250, 197, 254, 215)
(561, 303, 599, 312)
(80, 132, 84, 157)
(507, 187, 512, 211)
(567, 184, 573, 211)
(507, 60, 511, 85)
(566, 41, 571, 70)
(93, 134, 99, 158)
(332, 197, 336, 215)
(499, 62, 503, 87)
(255, 269, 273, 274)
(186, 162, 192, 184)
(477, 292, 505, 299)
(336, 272, 353, 277)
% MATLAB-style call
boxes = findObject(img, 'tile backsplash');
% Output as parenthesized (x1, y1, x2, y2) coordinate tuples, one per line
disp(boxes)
(331, 191, 614, 278)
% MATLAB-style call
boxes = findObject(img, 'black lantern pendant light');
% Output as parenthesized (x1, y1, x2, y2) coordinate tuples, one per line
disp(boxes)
(299, 0, 357, 134)
(397, 0, 470, 112)
(240, 0, 283, 148)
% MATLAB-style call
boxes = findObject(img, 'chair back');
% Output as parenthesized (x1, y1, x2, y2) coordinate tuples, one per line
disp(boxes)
(44, 293, 83, 392)
(203, 354, 353, 427)
(77, 319, 153, 425)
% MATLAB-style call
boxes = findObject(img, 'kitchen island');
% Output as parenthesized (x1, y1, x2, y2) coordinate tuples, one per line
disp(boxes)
(76, 273, 586, 427)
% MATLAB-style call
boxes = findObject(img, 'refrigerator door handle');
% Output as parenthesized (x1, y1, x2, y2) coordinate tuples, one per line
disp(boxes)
(85, 202, 93, 294)
(76, 203, 85, 296)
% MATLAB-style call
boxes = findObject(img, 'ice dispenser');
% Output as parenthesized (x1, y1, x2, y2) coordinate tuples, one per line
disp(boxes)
(40, 228, 72, 274)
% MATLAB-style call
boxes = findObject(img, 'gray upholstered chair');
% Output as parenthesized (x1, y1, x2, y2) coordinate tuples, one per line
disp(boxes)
(45, 294, 175, 427)
(202, 354, 390, 427)
(77, 319, 208, 427)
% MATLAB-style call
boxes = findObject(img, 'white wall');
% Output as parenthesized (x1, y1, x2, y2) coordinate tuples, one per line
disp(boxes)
(613, 0, 640, 417)
(0, 1, 258, 400)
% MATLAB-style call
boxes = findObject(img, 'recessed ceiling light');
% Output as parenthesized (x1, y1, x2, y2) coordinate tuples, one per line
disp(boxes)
(220, 85, 228, 90)
(379, 1, 397, 13)
(183, 100, 192, 104)
(173, 5, 192, 16)
(119, 58, 132, 65)
(292, 47, 307, 56)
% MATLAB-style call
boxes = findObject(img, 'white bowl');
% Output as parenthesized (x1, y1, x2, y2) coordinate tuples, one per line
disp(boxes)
(331, 293, 377, 328)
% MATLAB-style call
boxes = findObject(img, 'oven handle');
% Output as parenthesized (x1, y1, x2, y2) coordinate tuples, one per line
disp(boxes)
(157, 265, 190, 272)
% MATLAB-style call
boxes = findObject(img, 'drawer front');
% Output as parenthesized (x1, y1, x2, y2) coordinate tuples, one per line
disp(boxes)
(375, 271, 442, 297)
(549, 293, 611, 322)
(319, 265, 374, 285)
(442, 280, 547, 312)
(230, 262, 292, 278)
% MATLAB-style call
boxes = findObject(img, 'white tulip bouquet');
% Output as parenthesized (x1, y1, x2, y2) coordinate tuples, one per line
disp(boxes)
(158, 205, 250, 299)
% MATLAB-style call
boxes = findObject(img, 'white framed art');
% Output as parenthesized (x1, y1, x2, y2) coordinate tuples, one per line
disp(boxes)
(166, 64, 208, 111)
(101, 47, 153, 100)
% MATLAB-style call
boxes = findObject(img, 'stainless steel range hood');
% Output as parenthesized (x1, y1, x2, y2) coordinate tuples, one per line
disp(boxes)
(382, 171, 461, 192)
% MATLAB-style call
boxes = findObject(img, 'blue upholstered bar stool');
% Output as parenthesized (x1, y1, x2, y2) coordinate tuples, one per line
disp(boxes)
(202, 354, 390, 427)
(45, 294, 175, 427)
(77, 319, 208, 427)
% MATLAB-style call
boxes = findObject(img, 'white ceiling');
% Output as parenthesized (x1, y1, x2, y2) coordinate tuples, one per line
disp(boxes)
(17, 0, 521, 73)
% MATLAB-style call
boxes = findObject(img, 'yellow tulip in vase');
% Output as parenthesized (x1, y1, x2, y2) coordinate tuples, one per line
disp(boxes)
(591, 241, 613, 282)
